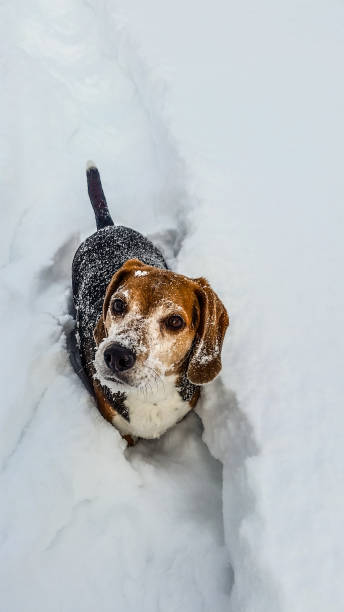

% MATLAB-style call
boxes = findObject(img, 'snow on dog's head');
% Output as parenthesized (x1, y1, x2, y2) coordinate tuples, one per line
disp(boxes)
(93, 259, 229, 396)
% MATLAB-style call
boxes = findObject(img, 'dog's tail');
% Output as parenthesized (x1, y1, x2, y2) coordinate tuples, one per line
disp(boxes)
(86, 161, 114, 230)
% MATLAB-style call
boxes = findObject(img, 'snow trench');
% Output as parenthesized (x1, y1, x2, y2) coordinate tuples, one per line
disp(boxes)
(0, 3, 255, 611)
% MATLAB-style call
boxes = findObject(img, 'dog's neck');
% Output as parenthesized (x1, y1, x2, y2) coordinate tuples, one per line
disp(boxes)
(94, 370, 200, 439)
(111, 375, 199, 440)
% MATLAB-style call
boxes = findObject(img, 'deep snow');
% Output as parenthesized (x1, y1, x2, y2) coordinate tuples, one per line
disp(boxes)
(1, 1, 343, 611)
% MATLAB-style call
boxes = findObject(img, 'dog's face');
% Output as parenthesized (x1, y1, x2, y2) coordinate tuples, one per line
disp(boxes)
(93, 259, 229, 396)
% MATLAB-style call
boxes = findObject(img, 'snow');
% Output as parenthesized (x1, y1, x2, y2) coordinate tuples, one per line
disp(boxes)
(134, 270, 148, 277)
(1, 1, 343, 611)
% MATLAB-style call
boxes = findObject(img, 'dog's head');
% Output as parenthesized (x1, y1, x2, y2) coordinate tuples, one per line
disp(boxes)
(93, 259, 229, 396)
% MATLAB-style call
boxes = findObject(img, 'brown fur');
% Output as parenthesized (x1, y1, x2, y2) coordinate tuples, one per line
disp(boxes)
(187, 277, 229, 384)
(93, 382, 117, 423)
(93, 258, 228, 384)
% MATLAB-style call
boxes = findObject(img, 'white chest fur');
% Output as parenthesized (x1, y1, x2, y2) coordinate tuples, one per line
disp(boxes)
(111, 377, 191, 439)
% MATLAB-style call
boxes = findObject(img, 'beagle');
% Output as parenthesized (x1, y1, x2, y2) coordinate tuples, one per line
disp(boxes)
(71, 164, 229, 441)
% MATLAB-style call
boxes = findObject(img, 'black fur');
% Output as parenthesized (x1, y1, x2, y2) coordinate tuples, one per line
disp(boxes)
(86, 165, 114, 230)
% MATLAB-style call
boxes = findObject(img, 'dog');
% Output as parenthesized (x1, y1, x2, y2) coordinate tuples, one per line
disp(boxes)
(71, 163, 229, 442)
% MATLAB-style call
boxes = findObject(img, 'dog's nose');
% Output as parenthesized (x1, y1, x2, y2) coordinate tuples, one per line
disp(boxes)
(104, 344, 136, 372)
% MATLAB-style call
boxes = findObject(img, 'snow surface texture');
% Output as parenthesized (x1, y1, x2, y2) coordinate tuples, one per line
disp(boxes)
(1, 2, 343, 612)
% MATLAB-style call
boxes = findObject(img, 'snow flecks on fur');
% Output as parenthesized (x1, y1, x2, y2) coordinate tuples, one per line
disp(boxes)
(73, 225, 167, 346)
(134, 270, 148, 277)
(93, 295, 197, 439)
(195, 339, 220, 365)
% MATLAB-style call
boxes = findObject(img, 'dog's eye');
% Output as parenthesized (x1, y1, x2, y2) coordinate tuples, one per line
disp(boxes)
(165, 315, 185, 331)
(112, 298, 126, 315)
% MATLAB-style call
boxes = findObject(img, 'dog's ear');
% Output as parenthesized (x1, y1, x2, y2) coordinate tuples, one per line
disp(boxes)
(187, 278, 229, 385)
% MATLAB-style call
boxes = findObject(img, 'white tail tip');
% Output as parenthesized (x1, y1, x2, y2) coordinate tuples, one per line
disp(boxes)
(86, 160, 97, 171)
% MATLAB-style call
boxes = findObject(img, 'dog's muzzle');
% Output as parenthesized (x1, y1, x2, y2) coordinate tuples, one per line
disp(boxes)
(104, 343, 136, 373)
